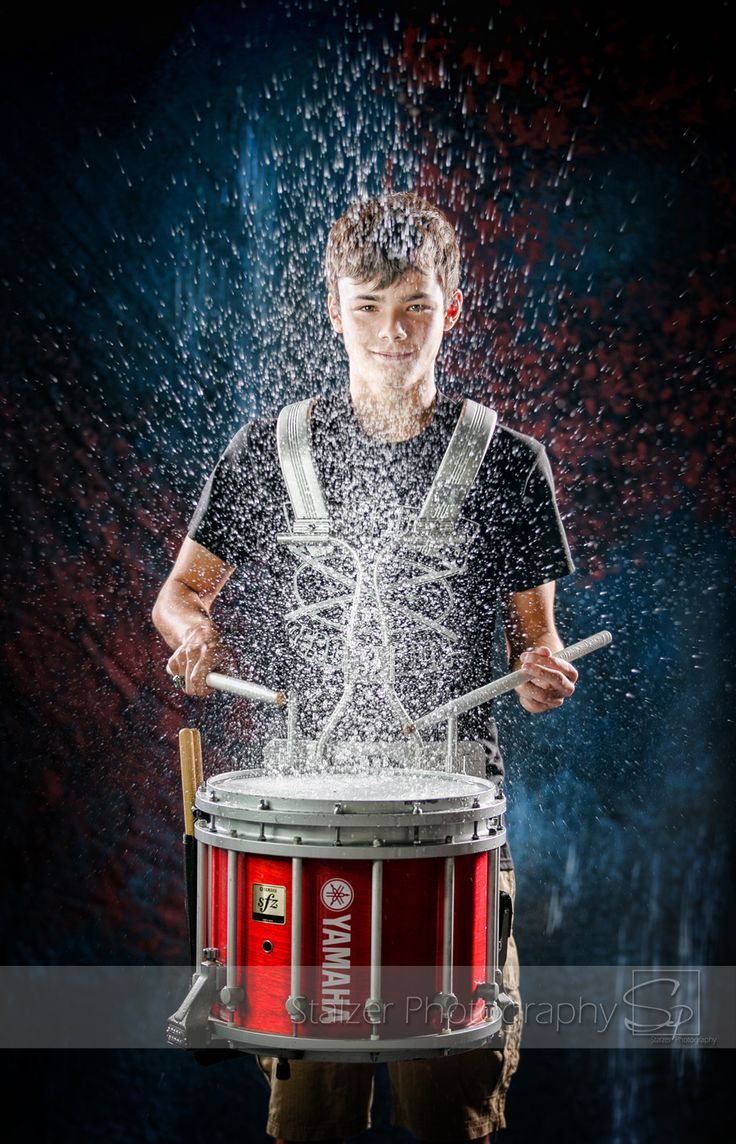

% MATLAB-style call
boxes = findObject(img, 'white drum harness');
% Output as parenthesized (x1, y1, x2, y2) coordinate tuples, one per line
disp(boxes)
(275, 395, 497, 766)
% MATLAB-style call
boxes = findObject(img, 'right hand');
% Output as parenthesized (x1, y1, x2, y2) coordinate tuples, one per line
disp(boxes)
(166, 621, 237, 697)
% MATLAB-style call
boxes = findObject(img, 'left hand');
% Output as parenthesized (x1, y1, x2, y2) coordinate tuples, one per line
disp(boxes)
(515, 645, 578, 714)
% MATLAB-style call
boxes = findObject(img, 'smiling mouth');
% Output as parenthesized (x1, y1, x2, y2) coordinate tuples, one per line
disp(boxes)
(373, 351, 413, 359)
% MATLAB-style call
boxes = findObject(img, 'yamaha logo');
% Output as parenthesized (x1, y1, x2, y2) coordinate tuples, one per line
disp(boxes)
(320, 878, 354, 910)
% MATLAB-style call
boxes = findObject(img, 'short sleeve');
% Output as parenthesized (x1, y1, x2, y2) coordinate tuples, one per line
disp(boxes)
(499, 445, 575, 593)
(187, 425, 255, 566)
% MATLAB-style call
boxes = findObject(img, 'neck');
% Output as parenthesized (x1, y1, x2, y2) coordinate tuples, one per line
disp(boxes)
(348, 377, 438, 442)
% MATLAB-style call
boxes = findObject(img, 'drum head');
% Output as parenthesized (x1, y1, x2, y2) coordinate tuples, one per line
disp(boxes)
(206, 768, 495, 816)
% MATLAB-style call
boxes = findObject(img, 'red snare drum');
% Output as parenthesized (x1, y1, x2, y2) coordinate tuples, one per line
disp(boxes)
(175, 769, 507, 1061)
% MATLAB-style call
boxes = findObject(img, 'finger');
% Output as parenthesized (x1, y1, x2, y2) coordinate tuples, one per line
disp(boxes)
(517, 687, 564, 713)
(519, 696, 546, 713)
(178, 644, 206, 696)
(187, 649, 215, 696)
(523, 645, 552, 658)
(167, 651, 187, 678)
(520, 661, 576, 696)
(518, 679, 565, 706)
(520, 648, 578, 682)
(547, 657, 578, 683)
(520, 664, 575, 692)
(519, 649, 551, 671)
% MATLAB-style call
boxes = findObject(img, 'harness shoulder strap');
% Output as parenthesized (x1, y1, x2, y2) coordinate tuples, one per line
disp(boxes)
(417, 398, 497, 525)
(276, 398, 329, 532)
(277, 395, 497, 532)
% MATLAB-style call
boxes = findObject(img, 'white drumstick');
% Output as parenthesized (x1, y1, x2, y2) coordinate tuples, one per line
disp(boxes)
(205, 673, 287, 706)
(407, 629, 613, 734)
(167, 664, 287, 706)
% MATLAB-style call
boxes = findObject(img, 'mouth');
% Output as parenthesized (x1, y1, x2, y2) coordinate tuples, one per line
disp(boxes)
(373, 351, 413, 359)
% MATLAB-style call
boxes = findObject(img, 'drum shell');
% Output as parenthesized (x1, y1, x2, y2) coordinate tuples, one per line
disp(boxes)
(206, 846, 491, 1037)
(195, 769, 506, 1045)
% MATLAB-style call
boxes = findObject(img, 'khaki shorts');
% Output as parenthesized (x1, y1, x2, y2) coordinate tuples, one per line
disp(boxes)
(258, 868, 522, 1142)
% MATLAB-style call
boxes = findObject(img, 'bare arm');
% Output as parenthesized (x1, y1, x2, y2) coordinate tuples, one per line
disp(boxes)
(152, 536, 237, 696)
(501, 580, 578, 714)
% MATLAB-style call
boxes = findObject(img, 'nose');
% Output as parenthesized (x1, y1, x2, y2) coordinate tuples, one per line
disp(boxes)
(379, 312, 407, 341)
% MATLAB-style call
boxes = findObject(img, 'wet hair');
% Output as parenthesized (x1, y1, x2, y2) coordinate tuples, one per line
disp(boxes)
(325, 192, 460, 308)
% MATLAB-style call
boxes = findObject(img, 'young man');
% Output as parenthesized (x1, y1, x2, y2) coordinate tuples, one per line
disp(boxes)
(152, 191, 578, 1142)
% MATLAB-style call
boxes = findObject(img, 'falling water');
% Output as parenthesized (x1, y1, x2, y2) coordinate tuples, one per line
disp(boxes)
(2, 1, 733, 1141)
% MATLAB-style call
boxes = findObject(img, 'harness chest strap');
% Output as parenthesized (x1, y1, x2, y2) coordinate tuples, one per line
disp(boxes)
(276, 396, 497, 530)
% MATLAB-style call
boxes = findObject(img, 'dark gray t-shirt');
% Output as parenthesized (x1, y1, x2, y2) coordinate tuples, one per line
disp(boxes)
(188, 387, 576, 871)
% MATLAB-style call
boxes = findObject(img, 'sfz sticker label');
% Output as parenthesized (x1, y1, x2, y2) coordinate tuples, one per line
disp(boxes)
(252, 883, 286, 924)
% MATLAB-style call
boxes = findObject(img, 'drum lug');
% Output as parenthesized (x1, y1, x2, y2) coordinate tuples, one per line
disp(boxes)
(285, 994, 309, 1022)
(363, 997, 386, 1025)
(431, 990, 459, 1020)
(497, 991, 519, 1025)
(474, 980, 500, 1004)
(220, 984, 245, 1007)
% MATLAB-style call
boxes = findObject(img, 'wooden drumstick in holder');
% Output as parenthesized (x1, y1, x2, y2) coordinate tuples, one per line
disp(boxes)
(179, 728, 203, 967)
(179, 728, 203, 835)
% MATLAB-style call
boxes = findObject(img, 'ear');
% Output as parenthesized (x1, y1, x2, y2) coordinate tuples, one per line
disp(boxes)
(327, 292, 343, 333)
(443, 289, 463, 332)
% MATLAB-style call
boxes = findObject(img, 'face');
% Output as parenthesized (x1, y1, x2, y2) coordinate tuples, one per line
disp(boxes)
(326, 267, 462, 395)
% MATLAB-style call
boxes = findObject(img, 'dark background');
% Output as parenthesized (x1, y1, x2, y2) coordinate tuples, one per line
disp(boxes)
(1, 1, 733, 1141)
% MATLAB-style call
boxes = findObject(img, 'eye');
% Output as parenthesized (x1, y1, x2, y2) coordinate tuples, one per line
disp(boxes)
(408, 304, 430, 312)
(358, 304, 377, 311)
